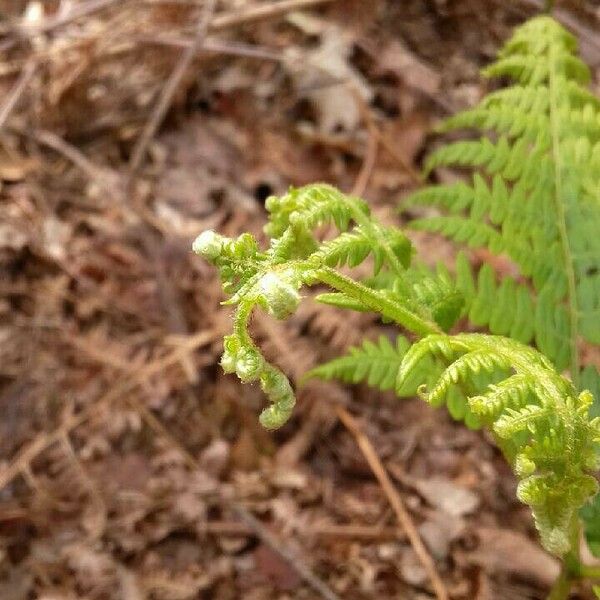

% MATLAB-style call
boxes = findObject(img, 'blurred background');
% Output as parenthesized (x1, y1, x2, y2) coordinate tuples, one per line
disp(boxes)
(0, 1, 598, 598)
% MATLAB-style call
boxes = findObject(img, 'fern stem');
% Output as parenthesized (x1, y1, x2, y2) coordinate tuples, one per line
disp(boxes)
(548, 45, 580, 388)
(348, 204, 411, 291)
(578, 565, 600, 580)
(548, 519, 582, 600)
(343, 193, 440, 326)
(547, 569, 572, 600)
(316, 267, 441, 337)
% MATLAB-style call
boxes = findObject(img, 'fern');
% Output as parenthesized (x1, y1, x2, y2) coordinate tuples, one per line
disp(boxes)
(193, 184, 444, 429)
(398, 333, 600, 555)
(306, 335, 410, 391)
(194, 15, 600, 589)
(194, 182, 599, 559)
(306, 335, 440, 399)
(402, 16, 600, 389)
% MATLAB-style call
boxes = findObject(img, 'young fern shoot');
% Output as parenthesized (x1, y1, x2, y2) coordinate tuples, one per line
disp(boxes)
(193, 14, 600, 598)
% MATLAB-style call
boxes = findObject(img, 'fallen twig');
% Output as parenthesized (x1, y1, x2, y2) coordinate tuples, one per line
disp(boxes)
(125, 388, 342, 600)
(13, 0, 121, 35)
(351, 127, 378, 197)
(136, 35, 284, 62)
(128, 0, 217, 173)
(353, 88, 423, 186)
(208, 0, 337, 32)
(335, 405, 449, 600)
(0, 59, 36, 129)
(201, 520, 408, 541)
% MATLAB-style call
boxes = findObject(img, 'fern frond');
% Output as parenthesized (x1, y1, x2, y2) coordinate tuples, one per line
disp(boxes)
(306, 334, 446, 399)
(314, 224, 412, 273)
(397, 333, 600, 555)
(306, 335, 409, 391)
(403, 15, 600, 385)
(194, 184, 442, 429)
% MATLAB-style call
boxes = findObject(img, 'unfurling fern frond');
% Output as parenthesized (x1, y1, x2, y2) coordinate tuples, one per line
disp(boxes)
(398, 333, 600, 555)
(194, 184, 443, 429)
(403, 16, 600, 385)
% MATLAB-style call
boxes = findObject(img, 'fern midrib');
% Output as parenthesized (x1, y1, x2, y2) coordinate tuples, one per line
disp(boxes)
(548, 44, 580, 388)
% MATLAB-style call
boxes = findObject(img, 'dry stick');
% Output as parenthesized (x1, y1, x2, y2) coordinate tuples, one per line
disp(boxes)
(17, 0, 122, 34)
(335, 406, 449, 600)
(0, 59, 36, 129)
(128, 0, 217, 173)
(208, 0, 337, 32)
(233, 508, 342, 600)
(353, 89, 423, 186)
(351, 128, 378, 197)
(202, 520, 407, 541)
(137, 35, 284, 62)
(31, 128, 122, 194)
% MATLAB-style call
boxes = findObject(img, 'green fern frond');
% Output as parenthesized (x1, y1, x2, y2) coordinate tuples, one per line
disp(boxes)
(398, 333, 600, 555)
(195, 15, 600, 572)
(305, 334, 445, 398)
(403, 15, 600, 384)
(306, 335, 409, 391)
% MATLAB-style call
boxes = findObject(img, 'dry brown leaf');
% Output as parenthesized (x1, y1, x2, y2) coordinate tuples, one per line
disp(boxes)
(285, 21, 372, 133)
(461, 527, 560, 587)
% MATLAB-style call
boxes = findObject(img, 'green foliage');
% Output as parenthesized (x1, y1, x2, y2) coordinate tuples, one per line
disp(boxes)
(194, 182, 600, 556)
(402, 16, 600, 383)
(399, 332, 600, 555)
(581, 494, 600, 558)
(306, 335, 410, 392)
(306, 335, 438, 398)
(194, 15, 600, 565)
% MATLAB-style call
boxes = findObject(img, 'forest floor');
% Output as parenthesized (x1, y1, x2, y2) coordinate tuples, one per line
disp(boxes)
(1, 1, 599, 599)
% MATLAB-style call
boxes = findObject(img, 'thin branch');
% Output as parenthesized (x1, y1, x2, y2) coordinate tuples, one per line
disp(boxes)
(16, 0, 121, 34)
(28, 128, 122, 195)
(336, 406, 449, 600)
(136, 35, 284, 62)
(0, 60, 36, 129)
(125, 389, 342, 600)
(233, 507, 342, 600)
(352, 88, 423, 186)
(128, 0, 217, 173)
(208, 0, 337, 32)
(351, 128, 378, 197)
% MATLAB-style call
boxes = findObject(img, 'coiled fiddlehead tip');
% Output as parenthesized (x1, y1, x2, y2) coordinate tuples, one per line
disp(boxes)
(259, 368, 296, 429)
(258, 271, 301, 320)
(192, 230, 224, 261)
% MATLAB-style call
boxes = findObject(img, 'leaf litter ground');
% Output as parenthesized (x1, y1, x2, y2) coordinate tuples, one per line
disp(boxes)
(0, 1, 599, 599)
